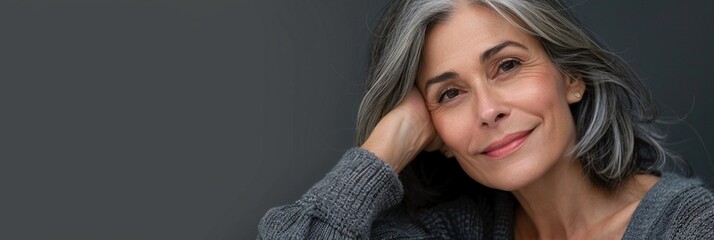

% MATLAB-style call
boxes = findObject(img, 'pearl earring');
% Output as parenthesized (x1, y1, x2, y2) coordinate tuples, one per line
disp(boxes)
(573, 92, 581, 98)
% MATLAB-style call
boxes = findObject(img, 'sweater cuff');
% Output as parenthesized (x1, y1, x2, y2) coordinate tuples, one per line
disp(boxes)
(299, 147, 403, 231)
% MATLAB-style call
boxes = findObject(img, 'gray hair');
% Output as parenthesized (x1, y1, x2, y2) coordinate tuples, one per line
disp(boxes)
(356, 0, 678, 192)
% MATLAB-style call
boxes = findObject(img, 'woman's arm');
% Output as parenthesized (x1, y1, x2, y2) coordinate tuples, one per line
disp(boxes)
(258, 148, 403, 239)
(258, 87, 440, 239)
(361, 87, 442, 173)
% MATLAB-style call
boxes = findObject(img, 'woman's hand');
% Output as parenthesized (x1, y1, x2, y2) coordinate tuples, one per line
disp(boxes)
(361, 87, 443, 173)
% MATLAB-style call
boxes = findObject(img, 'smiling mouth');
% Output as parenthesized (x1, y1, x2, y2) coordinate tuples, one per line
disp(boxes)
(481, 129, 533, 158)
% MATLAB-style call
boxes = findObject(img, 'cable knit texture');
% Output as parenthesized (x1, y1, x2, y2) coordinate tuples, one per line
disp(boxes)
(258, 148, 714, 239)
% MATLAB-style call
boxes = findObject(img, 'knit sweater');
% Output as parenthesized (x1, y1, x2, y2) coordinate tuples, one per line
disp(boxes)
(258, 148, 714, 239)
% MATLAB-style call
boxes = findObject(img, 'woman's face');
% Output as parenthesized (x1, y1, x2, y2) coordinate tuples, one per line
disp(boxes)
(416, 3, 585, 191)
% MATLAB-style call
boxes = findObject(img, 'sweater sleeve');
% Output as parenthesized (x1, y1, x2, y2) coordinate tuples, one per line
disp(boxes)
(257, 148, 404, 239)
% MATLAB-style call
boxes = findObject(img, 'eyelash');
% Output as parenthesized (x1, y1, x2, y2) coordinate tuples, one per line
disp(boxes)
(495, 58, 522, 77)
(436, 88, 459, 103)
(434, 58, 522, 104)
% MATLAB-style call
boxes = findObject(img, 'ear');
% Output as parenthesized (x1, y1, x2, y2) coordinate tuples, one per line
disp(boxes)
(564, 72, 586, 104)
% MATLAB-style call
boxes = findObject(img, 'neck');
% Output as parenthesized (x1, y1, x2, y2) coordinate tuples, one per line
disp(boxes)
(511, 159, 657, 239)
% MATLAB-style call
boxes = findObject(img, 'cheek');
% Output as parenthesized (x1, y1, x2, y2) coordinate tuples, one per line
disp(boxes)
(512, 72, 566, 114)
(517, 72, 577, 146)
(430, 106, 476, 151)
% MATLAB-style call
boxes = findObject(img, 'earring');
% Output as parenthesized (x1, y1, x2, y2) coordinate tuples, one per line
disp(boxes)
(573, 92, 581, 98)
(443, 150, 452, 158)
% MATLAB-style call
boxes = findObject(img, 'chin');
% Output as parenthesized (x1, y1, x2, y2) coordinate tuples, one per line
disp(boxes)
(472, 173, 537, 192)
(456, 155, 551, 192)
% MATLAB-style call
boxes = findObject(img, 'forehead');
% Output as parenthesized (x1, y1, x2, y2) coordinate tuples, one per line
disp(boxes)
(418, 3, 538, 81)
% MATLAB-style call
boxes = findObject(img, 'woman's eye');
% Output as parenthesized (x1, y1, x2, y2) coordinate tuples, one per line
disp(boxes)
(437, 88, 460, 103)
(498, 59, 521, 73)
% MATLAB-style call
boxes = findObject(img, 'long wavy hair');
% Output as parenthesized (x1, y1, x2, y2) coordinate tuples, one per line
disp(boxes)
(355, 0, 684, 211)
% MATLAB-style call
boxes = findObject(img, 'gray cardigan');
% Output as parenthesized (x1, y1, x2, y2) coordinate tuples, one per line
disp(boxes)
(259, 148, 714, 239)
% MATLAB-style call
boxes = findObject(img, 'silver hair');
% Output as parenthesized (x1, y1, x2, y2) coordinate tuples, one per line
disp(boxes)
(356, 0, 678, 191)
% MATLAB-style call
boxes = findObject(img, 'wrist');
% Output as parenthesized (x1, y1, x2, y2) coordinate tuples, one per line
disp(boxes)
(361, 114, 429, 173)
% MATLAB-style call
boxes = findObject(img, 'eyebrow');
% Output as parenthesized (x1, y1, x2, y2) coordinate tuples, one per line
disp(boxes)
(423, 71, 459, 89)
(423, 40, 527, 89)
(480, 40, 526, 63)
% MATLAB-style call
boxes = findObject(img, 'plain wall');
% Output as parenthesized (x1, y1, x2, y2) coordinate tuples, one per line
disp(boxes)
(1, 0, 712, 239)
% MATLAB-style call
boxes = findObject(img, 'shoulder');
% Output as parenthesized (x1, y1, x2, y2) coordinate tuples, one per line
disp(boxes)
(625, 172, 714, 239)
(370, 189, 516, 239)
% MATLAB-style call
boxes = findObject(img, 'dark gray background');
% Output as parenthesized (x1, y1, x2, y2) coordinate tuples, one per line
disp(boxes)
(1, 0, 712, 239)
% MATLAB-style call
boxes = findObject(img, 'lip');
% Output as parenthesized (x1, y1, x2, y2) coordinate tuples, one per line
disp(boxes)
(481, 129, 533, 158)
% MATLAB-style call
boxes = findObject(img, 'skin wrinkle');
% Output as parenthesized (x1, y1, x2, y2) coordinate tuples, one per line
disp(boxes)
(417, 2, 577, 191)
(415, 3, 658, 239)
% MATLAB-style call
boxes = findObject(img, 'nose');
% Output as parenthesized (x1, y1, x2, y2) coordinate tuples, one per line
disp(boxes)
(474, 90, 509, 127)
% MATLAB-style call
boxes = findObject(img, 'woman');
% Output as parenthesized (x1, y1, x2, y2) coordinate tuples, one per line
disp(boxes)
(259, 0, 714, 239)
